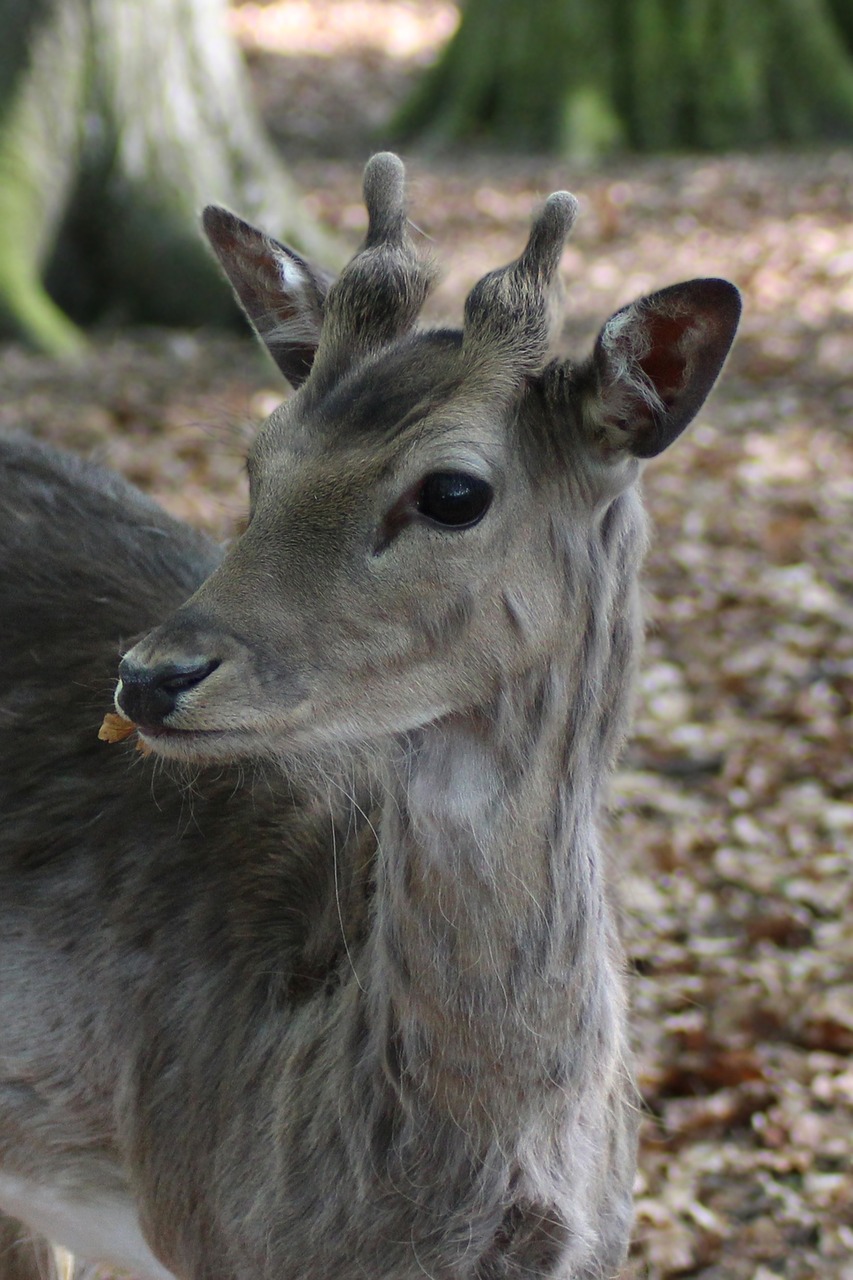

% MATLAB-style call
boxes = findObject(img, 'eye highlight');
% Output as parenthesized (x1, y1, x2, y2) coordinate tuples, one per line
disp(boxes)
(415, 471, 493, 529)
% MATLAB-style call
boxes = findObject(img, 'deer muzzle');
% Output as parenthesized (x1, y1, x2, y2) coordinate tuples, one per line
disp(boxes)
(116, 653, 221, 729)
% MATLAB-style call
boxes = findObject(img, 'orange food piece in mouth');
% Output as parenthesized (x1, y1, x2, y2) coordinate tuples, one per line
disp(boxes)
(98, 712, 138, 743)
(98, 712, 154, 756)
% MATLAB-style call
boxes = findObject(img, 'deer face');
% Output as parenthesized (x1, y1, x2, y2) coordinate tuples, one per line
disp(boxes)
(116, 155, 740, 763)
(117, 340, 573, 760)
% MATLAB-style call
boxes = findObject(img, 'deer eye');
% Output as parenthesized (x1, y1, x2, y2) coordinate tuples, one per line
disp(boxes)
(415, 472, 493, 529)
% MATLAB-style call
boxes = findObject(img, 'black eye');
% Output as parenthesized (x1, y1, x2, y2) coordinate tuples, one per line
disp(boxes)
(415, 472, 493, 529)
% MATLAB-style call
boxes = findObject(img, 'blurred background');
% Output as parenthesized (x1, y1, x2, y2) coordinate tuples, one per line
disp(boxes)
(0, 2, 851, 1276)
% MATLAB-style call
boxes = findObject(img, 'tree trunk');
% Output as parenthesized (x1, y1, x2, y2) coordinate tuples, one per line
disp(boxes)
(0, 0, 341, 356)
(394, 0, 853, 158)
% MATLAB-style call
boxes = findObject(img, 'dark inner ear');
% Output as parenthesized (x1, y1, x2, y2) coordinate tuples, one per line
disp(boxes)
(635, 314, 690, 408)
(202, 206, 335, 389)
(588, 278, 742, 459)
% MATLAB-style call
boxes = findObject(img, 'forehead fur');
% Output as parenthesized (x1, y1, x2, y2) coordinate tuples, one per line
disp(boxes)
(298, 331, 468, 445)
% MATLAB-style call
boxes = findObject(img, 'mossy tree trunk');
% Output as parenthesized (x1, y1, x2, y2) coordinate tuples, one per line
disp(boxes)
(0, 0, 340, 356)
(394, 0, 853, 158)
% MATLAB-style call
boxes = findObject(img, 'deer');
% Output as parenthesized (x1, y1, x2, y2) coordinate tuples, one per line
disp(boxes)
(0, 154, 740, 1280)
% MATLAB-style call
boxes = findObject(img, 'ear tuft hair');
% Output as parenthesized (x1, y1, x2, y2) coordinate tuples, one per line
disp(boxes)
(577, 278, 741, 459)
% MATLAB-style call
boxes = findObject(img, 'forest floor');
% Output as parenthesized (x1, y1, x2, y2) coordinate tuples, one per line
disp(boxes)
(1, 3, 852, 1278)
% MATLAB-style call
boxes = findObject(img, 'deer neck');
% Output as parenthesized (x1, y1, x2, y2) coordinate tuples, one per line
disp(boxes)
(375, 596, 637, 1130)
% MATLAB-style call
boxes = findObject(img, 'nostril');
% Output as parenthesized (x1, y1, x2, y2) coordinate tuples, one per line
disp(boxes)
(158, 658, 221, 695)
(117, 656, 221, 727)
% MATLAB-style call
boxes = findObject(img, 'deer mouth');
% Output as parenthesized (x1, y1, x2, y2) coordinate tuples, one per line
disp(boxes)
(135, 721, 267, 763)
(134, 700, 325, 762)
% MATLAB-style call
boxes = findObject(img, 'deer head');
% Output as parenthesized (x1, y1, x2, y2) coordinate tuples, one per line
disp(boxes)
(115, 154, 740, 765)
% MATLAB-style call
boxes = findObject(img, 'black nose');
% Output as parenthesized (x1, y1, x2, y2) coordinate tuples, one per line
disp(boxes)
(116, 656, 220, 727)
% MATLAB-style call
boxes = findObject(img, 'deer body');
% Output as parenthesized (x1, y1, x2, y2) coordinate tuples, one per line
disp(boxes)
(0, 157, 739, 1280)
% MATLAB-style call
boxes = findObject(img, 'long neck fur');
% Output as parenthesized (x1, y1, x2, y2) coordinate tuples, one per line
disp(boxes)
(359, 492, 646, 1217)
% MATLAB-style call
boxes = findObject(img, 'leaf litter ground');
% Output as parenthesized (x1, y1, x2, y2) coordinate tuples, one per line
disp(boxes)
(0, 4, 851, 1277)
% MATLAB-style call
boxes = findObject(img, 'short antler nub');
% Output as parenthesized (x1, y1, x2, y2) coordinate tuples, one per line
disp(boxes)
(521, 192, 579, 282)
(303, 152, 436, 381)
(362, 152, 408, 247)
(463, 189, 579, 386)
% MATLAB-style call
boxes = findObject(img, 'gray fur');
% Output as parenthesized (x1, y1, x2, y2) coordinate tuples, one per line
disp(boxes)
(0, 155, 740, 1280)
(463, 191, 577, 391)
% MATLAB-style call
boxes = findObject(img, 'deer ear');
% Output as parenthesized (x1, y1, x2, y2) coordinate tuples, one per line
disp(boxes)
(578, 278, 741, 459)
(202, 206, 336, 388)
